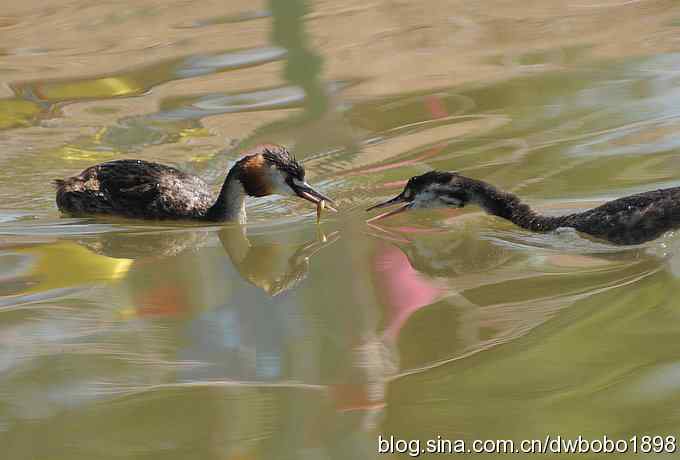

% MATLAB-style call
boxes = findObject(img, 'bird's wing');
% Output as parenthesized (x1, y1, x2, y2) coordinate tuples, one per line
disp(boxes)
(95, 161, 167, 213)
(573, 188, 680, 244)
(96, 160, 214, 218)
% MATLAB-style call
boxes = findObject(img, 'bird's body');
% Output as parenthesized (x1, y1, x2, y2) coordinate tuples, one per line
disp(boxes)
(563, 187, 680, 245)
(367, 171, 680, 246)
(55, 144, 335, 223)
(55, 159, 216, 220)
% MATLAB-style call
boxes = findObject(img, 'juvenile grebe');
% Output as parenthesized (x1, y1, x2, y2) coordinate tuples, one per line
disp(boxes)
(55, 144, 335, 224)
(367, 171, 680, 245)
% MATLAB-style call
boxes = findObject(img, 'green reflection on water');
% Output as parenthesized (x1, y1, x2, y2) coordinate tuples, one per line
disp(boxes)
(1, 0, 680, 459)
(386, 263, 680, 446)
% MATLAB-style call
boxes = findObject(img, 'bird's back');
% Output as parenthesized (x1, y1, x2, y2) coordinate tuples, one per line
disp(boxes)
(55, 160, 214, 220)
(566, 186, 680, 245)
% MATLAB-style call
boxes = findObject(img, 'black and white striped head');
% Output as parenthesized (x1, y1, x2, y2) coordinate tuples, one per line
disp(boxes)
(237, 144, 334, 207)
(366, 171, 470, 220)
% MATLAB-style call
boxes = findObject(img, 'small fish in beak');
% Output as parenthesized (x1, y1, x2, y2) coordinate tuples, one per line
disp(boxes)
(316, 200, 325, 224)
(291, 179, 337, 222)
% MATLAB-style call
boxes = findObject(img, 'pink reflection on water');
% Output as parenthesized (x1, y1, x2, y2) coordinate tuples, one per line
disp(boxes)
(372, 241, 444, 340)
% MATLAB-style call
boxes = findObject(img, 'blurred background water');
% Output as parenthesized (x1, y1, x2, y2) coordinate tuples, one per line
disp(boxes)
(2, 0, 680, 458)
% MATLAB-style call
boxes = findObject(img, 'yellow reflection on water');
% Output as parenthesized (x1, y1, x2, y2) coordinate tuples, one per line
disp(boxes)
(1, 0, 680, 458)
(10, 241, 132, 295)
(34, 76, 147, 101)
(0, 98, 41, 129)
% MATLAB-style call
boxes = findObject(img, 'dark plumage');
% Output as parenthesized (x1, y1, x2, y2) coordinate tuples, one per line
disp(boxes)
(563, 188, 680, 245)
(55, 144, 334, 223)
(55, 159, 214, 220)
(367, 171, 680, 246)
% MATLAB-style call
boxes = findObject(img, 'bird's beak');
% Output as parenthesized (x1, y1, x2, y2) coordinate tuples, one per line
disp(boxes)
(292, 181, 338, 212)
(365, 193, 413, 222)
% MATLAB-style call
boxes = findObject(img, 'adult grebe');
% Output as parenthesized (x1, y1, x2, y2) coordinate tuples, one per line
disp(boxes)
(367, 171, 680, 245)
(55, 144, 335, 224)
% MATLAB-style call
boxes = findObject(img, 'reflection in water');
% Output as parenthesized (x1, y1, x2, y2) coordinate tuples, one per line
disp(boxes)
(385, 258, 680, 447)
(2, 0, 680, 458)
(5, 46, 286, 122)
(4, 52, 280, 139)
(367, 221, 669, 371)
(270, 0, 326, 120)
(218, 226, 340, 296)
(0, 240, 133, 305)
(174, 9, 271, 30)
(2, 225, 339, 301)
(0, 224, 397, 459)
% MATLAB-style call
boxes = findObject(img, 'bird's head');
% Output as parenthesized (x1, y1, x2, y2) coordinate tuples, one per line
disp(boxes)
(366, 171, 470, 220)
(237, 144, 336, 209)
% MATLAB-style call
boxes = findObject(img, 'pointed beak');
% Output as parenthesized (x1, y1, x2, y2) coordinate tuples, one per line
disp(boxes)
(366, 193, 413, 222)
(366, 193, 407, 212)
(292, 181, 338, 212)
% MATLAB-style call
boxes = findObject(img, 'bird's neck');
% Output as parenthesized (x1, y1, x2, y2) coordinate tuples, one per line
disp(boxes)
(206, 167, 247, 224)
(467, 179, 566, 232)
(217, 225, 250, 264)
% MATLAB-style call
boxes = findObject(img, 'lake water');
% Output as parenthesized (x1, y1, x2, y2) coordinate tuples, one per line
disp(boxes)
(2, 1, 680, 458)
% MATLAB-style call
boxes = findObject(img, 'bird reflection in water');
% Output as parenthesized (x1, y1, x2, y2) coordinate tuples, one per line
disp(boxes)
(366, 221, 493, 366)
(0, 224, 339, 311)
(78, 226, 340, 312)
(112, 224, 397, 451)
(364, 216, 675, 377)
(217, 225, 340, 296)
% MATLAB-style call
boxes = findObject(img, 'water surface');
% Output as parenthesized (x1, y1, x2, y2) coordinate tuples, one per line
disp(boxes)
(2, 0, 680, 458)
